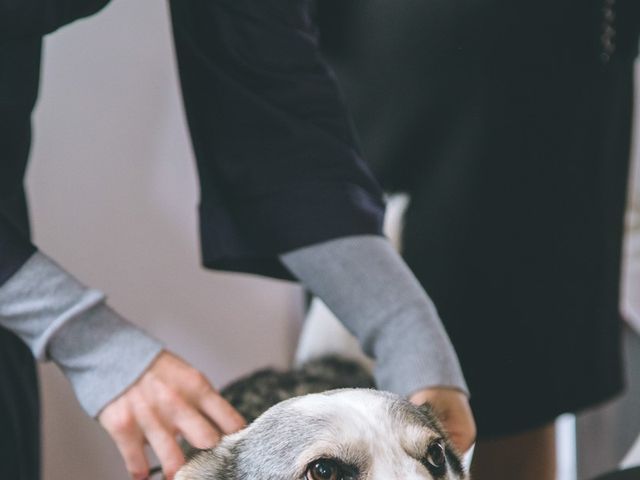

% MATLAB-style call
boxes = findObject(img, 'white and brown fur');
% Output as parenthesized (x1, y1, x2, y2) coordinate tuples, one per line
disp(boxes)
(176, 357, 468, 479)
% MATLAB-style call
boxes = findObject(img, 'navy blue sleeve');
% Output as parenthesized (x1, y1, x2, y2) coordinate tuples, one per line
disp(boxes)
(169, 0, 386, 280)
(0, 214, 36, 287)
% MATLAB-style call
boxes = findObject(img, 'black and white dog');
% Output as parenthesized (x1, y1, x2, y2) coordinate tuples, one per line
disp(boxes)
(175, 357, 468, 480)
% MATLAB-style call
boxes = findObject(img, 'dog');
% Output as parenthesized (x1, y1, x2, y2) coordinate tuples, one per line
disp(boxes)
(175, 357, 468, 479)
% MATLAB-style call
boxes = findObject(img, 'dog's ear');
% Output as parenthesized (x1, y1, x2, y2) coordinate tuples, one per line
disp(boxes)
(174, 435, 242, 480)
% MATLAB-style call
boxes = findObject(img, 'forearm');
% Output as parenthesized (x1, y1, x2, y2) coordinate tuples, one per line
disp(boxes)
(280, 235, 468, 397)
(0, 252, 163, 416)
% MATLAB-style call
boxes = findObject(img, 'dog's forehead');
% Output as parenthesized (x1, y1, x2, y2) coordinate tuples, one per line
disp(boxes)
(287, 389, 391, 417)
(273, 389, 442, 451)
(242, 390, 447, 476)
(287, 389, 439, 430)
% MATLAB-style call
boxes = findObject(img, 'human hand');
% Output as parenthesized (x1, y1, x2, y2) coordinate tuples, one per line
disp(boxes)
(98, 350, 246, 480)
(410, 387, 476, 453)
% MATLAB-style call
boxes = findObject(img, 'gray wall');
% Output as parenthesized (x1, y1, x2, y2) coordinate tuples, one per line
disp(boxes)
(27, 1, 303, 478)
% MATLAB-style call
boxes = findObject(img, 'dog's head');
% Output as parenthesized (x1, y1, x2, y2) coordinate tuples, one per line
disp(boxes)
(176, 389, 467, 479)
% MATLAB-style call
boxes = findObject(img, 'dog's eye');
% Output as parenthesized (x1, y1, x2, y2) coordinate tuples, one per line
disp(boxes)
(305, 458, 357, 480)
(306, 459, 339, 480)
(425, 441, 446, 469)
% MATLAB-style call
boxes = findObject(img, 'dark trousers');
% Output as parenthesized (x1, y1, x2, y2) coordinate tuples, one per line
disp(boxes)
(0, 330, 40, 480)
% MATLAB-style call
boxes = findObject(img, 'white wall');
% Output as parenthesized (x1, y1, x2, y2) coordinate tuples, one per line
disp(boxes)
(27, 1, 304, 478)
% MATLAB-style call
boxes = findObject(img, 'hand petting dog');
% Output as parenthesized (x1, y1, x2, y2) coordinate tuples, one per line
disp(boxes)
(98, 351, 245, 480)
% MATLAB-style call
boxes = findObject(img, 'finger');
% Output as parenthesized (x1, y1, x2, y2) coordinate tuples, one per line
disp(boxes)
(442, 418, 476, 453)
(447, 431, 465, 453)
(134, 401, 185, 480)
(102, 412, 150, 480)
(162, 395, 222, 449)
(199, 390, 246, 434)
(455, 429, 476, 453)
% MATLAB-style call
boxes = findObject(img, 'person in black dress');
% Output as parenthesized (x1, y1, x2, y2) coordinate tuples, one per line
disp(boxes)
(316, 0, 640, 478)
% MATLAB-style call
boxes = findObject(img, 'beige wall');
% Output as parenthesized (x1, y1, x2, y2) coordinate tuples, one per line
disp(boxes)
(27, 1, 304, 478)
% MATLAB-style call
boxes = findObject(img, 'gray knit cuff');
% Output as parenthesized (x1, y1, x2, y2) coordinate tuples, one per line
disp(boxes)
(280, 235, 469, 398)
(372, 300, 469, 398)
(0, 252, 164, 417)
(49, 302, 164, 417)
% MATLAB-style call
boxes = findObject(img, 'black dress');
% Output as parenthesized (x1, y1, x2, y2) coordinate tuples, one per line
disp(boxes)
(317, 0, 640, 437)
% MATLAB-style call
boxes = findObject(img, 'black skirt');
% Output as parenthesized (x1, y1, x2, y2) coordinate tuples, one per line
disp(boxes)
(317, 0, 639, 437)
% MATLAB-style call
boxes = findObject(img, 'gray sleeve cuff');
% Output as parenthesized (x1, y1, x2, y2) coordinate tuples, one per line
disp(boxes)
(280, 235, 469, 397)
(371, 299, 469, 398)
(0, 252, 164, 417)
(49, 301, 164, 417)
